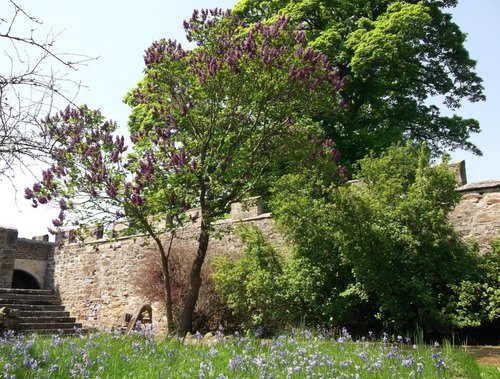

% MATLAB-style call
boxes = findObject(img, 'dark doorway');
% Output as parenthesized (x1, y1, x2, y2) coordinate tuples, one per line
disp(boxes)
(11, 270, 40, 289)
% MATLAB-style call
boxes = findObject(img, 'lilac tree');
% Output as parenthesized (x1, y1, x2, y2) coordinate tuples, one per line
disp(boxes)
(27, 9, 343, 336)
(24, 105, 184, 331)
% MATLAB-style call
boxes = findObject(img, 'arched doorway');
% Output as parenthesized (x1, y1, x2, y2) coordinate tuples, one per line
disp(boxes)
(11, 269, 40, 289)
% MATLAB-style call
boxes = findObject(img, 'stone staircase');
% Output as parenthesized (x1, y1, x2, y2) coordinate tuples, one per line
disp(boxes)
(0, 288, 82, 335)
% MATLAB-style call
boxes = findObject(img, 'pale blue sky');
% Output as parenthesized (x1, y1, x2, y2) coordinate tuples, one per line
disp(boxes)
(0, 0, 498, 238)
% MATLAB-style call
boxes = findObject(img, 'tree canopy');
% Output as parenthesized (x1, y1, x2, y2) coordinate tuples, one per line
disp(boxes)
(126, 10, 343, 335)
(233, 0, 485, 164)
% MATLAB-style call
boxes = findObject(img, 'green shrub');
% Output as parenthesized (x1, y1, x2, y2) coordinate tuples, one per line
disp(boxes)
(447, 239, 500, 328)
(214, 145, 496, 339)
(212, 224, 285, 330)
(271, 144, 477, 335)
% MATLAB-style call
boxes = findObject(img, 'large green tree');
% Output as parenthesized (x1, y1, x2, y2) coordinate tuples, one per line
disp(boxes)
(233, 0, 485, 164)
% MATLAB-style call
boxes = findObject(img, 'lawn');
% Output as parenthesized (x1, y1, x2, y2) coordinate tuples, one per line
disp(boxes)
(0, 327, 492, 378)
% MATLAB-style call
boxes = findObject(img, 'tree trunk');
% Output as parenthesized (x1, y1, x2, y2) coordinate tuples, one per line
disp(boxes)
(178, 219, 210, 337)
(159, 234, 175, 334)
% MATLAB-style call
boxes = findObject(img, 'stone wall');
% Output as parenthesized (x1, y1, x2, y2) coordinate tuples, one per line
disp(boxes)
(45, 175, 500, 331)
(0, 228, 54, 288)
(449, 180, 500, 252)
(47, 211, 282, 331)
(14, 238, 53, 288)
(0, 227, 17, 288)
(4, 163, 498, 332)
(16, 238, 52, 260)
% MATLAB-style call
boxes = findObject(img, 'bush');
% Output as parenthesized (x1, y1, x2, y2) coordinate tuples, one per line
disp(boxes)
(136, 244, 233, 333)
(212, 224, 285, 331)
(212, 224, 376, 334)
(447, 239, 500, 332)
(270, 144, 477, 336)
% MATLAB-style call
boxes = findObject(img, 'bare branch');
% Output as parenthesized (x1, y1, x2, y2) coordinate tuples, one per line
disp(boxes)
(0, 0, 97, 180)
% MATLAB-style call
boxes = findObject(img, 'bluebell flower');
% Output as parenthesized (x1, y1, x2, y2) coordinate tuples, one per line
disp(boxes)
(23, 357, 39, 370)
(228, 354, 243, 370)
(255, 326, 264, 338)
(402, 355, 414, 367)
(416, 362, 424, 373)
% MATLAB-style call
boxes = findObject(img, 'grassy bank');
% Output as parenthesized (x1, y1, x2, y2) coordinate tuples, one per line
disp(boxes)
(0, 328, 488, 378)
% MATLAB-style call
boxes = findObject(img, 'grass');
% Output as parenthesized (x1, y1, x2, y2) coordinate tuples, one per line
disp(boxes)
(0, 327, 490, 378)
(479, 366, 500, 379)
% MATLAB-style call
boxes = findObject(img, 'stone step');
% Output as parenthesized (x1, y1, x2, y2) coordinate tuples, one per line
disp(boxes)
(0, 288, 54, 296)
(0, 303, 65, 312)
(0, 297, 61, 306)
(0, 288, 82, 336)
(0, 292, 58, 301)
(17, 310, 70, 318)
(19, 328, 82, 335)
(21, 316, 76, 324)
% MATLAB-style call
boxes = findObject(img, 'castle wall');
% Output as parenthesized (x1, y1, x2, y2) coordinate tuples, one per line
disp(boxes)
(449, 180, 500, 252)
(0, 227, 17, 288)
(46, 177, 500, 332)
(0, 229, 54, 288)
(16, 238, 52, 261)
(15, 239, 53, 287)
(47, 212, 281, 331)
(4, 165, 499, 332)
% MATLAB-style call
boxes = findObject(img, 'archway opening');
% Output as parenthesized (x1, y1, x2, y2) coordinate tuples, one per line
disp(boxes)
(11, 269, 40, 289)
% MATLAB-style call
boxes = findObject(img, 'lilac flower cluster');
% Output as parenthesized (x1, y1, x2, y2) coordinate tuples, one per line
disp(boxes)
(138, 8, 342, 99)
(144, 39, 186, 68)
(25, 105, 129, 231)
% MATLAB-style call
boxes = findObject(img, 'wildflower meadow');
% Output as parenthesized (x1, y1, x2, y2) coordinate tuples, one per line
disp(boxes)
(0, 327, 492, 379)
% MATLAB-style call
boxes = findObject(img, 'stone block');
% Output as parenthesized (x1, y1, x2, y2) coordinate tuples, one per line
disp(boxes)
(476, 213, 498, 224)
(32, 235, 49, 242)
(448, 160, 467, 186)
(462, 193, 483, 201)
(231, 197, 263, 220)
(486, 197, 500, 205)
(0, 228, 18, 246)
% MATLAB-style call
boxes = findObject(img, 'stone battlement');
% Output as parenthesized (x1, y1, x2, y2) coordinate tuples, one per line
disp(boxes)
(53, 197, 267, 244)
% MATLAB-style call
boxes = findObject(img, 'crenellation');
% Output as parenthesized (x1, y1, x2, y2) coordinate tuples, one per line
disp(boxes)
(448, 160, 467, 186)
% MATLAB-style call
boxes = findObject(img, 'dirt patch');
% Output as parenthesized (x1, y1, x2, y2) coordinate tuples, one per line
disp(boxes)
(462, 346, 500, 367)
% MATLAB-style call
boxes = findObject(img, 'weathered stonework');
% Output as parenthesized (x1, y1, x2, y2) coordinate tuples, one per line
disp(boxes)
(0, 228, 17, 288)
(0, 228, 54, 289)
(449, 180, 500, 252)
(46, 209, 282, 331)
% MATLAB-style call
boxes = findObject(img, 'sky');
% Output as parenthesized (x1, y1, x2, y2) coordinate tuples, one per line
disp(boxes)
(0, 0, 498, 239)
